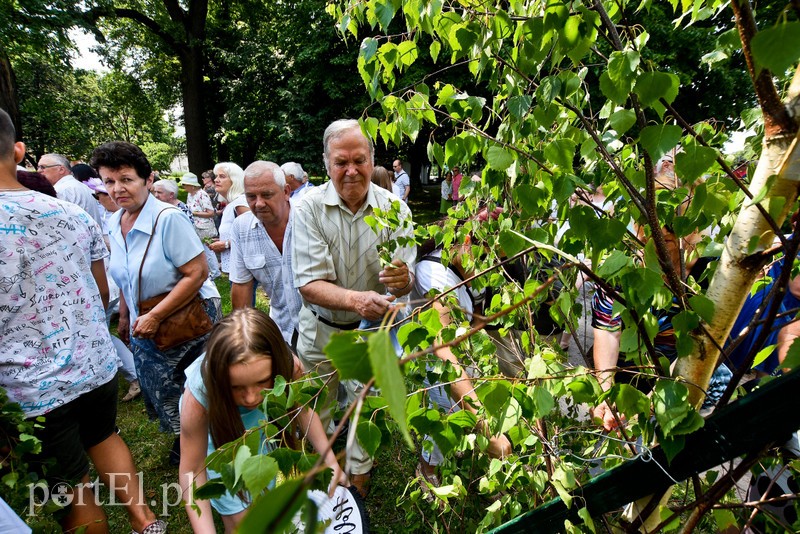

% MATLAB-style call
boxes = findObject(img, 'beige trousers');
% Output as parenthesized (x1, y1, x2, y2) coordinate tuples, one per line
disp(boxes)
(296, 307, 373, 475)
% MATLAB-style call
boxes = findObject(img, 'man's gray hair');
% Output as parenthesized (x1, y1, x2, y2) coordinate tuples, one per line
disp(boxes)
(244, 161, 286, 188)
(42, 153, 71, 172)
(154, 179, 178, 198)
(322, 119, 374, 174)
(280, 162, 304, 183)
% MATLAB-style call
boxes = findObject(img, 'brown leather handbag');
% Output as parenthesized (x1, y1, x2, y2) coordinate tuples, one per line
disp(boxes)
(137, 208, 213, 351)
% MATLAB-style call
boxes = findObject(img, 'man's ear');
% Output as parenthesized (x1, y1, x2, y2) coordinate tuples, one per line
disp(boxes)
(13, 142, 25, 165)
(284, 184, 291, 197)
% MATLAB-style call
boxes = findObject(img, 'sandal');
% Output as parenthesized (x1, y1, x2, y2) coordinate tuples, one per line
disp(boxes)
(123, 380, 141, 402)
(132, 519, 167, 534)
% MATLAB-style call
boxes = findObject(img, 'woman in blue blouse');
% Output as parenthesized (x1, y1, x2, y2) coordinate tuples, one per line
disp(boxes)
(91, 142, 221, 463)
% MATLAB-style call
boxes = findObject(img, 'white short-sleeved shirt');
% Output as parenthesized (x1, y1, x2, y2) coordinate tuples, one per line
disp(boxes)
(0, 191, 116, 417)
(392, 171, 410, 199)
(229, 211, 301, 343)
(108, 194, 219, 325)
(218, 195, 249, 273)
(53, 175, 103, 225)
(410, 250, 474, 316)
(291, 182, 416, 325)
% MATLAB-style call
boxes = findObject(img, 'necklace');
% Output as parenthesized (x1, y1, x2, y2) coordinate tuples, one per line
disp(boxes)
(0, 187, 27, 192)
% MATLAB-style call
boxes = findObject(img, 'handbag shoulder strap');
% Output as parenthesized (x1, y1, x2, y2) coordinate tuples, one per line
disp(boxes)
(137, 207, 180, 307)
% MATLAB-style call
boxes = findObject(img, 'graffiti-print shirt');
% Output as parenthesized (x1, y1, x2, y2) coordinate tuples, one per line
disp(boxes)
(0, 191, 116, 417)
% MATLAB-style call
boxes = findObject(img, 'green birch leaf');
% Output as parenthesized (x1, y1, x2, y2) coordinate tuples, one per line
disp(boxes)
(272, 375, 287, 398)
(499, 397, 523, 434)
(578, 506, 597, 533)
(608, 50, 640, 83)
(193, 479, 227, 500)
(751, 22, 800, 74)
(356, 420, 383, 457)
(567, 376, 599, 404)
(361, 117, 379, 141)
(326, 331, 372, 383)
(589, 218, 628, 252)
(599, 71, 630, 105)
(498, 228, 528, 257)
(532, 386, 555, 418)
(670, 408, 704, 435)
(544, 139, 576, 170)
(445, 136, 465, 167)
(634, 72, 680, 108)
(507, 95, 532, 119)
(450, 24, 477, 52)
(269, 448, 303, 476)
(447, 410, 477, 429)
(418, 307, 443, 334)
(375, 0, 397, 31)
(675, 143, 717, 182)
(596, 250, 631, 278)
(493, 10, 514, 39)
(752, 344, 776, 368)
(607, 109, 636, 135)
(688, 294, 715, 323)
(430, 40, 441, 63)
(537, 76, 562, 108)
(241, 455, 279, 495)
(377, 42, 398, 70)
(238, 478, 305, 533)
(781, 338, 800, 370)
(611, 384, 650, 418)
(397, 40, 418, 67)
(368, 330, 412, 447)
(712, 509, 738, 530)
(481, 381, 511, 414)
(653, 380, 691, 435)
(396, 321, 429, 350)
(360, 37, 378, 62)
(486, 145, 514, 170)
(233, 444, 251, 485)
(639, 124, 682, 163)
(303, 499, 319, 534)
(659, 434, 685, 464)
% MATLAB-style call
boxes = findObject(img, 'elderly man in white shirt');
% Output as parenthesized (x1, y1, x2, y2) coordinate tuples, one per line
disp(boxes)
(229, 161, 302, 347)
(37, 153, 103, 224)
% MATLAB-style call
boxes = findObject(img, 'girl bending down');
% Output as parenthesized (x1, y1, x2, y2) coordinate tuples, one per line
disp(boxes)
(179, 309, 345, 533)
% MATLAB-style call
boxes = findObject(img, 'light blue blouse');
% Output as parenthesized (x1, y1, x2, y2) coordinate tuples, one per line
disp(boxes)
(108, 194, 220, 325)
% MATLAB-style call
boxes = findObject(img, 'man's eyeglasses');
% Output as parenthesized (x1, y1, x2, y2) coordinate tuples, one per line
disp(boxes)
(37, 164, 62, 171)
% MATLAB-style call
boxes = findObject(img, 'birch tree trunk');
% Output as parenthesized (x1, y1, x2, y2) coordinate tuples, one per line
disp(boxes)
(630, 66, 800, 533)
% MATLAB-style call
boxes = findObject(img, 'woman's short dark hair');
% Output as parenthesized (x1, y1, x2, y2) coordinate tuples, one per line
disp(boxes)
(89, 141, 152, 180)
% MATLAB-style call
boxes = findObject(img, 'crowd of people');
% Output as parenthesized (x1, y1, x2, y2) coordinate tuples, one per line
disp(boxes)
(1, 106, 797, 532)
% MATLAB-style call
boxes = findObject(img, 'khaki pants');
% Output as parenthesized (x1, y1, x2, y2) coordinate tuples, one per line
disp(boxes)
(297, 307, 373, 475)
